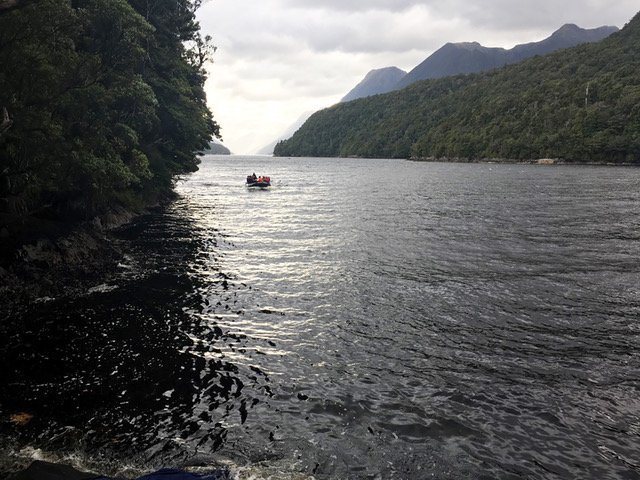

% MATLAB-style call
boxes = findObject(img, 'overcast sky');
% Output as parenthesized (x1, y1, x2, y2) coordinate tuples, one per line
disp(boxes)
(196, 1, 638, 154)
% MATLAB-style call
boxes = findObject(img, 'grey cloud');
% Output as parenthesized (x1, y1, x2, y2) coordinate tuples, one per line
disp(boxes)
(430, 0, 635, 29)
(281, 0, 635, 29)
(280, 0, 423, 12)
(216, 1, 636, 62)
(215, 7, 455, 58)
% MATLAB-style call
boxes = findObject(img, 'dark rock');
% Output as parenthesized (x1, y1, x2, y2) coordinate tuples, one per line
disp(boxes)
(0, 216, 129, 317)
(7, 460, 108, 480)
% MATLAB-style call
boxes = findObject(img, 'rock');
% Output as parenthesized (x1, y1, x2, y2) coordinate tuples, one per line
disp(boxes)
(7, 460, 102, 480)
(537, 158, 557, 165)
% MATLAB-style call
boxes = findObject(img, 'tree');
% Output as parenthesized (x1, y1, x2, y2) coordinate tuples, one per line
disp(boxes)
(0, 0, 219, 221)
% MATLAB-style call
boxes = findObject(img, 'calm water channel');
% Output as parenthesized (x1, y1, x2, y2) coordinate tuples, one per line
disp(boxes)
(1, 156, 640, 479)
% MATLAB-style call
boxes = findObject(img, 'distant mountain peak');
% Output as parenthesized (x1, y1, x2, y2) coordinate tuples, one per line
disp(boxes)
(555, 23, 581, 33)
(365, 66, 405, 76)
(451, 41, 483, 50)
(551, 23, 618, 38)
(341, 66, 407, 103)
(394, 22, 618, 90)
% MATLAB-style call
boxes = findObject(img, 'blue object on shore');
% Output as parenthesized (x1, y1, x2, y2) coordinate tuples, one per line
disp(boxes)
(137, 468, 230, 480)
(10, 462, 230, 480)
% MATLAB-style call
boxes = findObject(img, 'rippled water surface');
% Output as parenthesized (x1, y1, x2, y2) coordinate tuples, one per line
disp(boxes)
(2, 156, 640, 479)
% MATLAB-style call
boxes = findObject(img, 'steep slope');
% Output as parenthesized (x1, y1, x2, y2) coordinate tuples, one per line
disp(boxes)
(341, 67, 407, 103)
(395, 24, 618, 90)
(203, 140, 231, 155)
(274, 12, 640, 163)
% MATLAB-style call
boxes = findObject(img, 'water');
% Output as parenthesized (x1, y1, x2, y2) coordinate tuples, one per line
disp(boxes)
(2, 156, 640, 479)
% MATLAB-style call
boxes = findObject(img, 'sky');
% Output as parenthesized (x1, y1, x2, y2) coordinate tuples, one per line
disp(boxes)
(196, 1, 639, 154)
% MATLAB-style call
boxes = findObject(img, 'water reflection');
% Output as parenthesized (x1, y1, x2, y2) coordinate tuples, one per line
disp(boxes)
(0, 207, 271, 475)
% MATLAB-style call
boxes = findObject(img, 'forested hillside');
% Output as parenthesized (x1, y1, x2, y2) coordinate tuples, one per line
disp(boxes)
(0, 0, 218, 225)
(275, 12, 640, 163)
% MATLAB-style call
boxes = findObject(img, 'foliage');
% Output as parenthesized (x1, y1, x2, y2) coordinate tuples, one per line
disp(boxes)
(274, 12, 640, 164)
(0, 0, 219, 220)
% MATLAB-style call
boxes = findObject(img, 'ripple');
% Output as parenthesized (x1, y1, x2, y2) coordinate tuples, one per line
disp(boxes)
(2, 158, 640, 479)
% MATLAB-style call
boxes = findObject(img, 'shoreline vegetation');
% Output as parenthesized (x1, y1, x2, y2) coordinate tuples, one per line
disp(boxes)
(332, 155, 640, 165)
(274, 11, 640, 163)
(409, 157, 639, 166)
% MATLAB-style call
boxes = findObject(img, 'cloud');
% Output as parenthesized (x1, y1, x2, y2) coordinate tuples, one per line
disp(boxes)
(280, 0, 424, 13)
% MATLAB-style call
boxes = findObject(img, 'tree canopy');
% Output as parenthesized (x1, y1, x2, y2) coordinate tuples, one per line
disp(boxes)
(274, 11, 640, 164)
(0, 0, 219, 221)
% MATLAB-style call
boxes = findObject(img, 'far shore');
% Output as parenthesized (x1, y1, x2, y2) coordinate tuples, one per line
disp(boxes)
(409, 156, 639, 166)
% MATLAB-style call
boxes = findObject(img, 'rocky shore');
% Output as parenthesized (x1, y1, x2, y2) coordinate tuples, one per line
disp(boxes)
(8, 460, 231, 480)
(0, 208, 139, 318)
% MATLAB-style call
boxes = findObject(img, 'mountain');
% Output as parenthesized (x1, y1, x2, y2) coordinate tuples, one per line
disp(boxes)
(509, 24, 619, 59)
(256, 111, 313, 155)
(341, 67, 407, 102)
(394, 24, 618, 90)
(274, 12, 640, 164)
(203, 140, 231, 155)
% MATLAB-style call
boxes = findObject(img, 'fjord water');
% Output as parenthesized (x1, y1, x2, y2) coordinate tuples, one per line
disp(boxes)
(2, 156, 640, 479)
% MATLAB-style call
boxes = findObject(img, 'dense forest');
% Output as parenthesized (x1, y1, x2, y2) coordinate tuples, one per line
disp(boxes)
(274, 11, 640, 163)
(0, 0, 218, 226)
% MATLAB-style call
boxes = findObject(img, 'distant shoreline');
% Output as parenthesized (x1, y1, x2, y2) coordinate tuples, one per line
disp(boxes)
(409, 156, 640, 166)
(276, 155, 640, 166)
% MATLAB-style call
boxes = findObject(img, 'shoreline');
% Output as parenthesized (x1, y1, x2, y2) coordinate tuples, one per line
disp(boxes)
(408, 156, 640, 166)
(0, 206, 151, 318)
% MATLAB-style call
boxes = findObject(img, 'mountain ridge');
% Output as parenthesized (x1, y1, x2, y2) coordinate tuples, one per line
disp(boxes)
(274, 11, 640, 164)
(270, 22, 618, 156)
(341, 66, 407, 103)
(394, 23, 618, 89)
